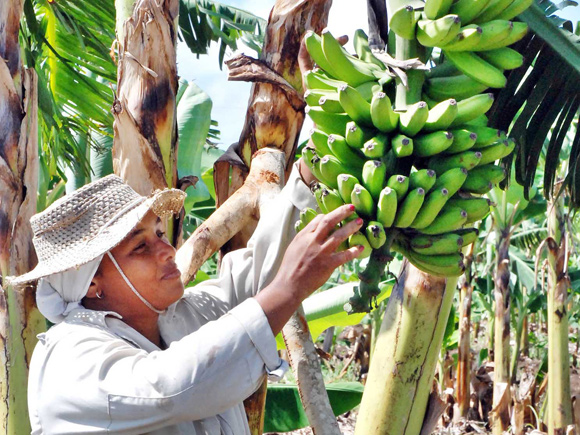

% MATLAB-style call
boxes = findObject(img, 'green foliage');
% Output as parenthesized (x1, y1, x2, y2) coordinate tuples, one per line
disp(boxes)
(178, 0, 266, 66)
(264, 382, 363, 433)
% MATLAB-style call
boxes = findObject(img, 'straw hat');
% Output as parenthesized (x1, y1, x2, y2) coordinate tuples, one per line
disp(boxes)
(8, 174, 185, 285)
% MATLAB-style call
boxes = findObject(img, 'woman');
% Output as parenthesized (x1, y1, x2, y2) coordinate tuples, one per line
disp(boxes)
(9, 161, 363, 434)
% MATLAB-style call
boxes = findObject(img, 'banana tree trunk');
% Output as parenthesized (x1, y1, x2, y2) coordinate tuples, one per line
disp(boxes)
(355, 261, 458, 435)
(457, 244, 475, 418)
(546, 192, 573, 434)
(112, 0, 181, 242)
(491, 230, 511, 435)
(0, 1, 45, 433)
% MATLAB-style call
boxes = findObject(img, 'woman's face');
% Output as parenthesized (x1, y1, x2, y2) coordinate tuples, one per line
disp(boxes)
(91, 211, 184, 314)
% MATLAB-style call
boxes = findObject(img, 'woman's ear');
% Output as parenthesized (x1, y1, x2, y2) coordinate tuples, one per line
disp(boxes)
(84, 279, 100, 299)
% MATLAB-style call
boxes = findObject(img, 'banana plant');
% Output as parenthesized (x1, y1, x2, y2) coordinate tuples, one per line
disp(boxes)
(0, 2, 44, 433)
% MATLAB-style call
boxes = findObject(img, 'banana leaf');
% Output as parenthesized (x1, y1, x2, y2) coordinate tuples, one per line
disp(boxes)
(275, 281, 393, 349)
(487, 0, 580, 208)
(177, 80, 214, 211)
(264, 382, 364, 433)
(178, 0, 266, 66)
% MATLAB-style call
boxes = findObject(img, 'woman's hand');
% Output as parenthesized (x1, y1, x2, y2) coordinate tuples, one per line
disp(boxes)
(255, 204, 363, 334)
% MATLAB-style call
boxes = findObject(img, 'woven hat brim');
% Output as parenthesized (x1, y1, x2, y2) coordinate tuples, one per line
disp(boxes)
(6, 188, 185, 286)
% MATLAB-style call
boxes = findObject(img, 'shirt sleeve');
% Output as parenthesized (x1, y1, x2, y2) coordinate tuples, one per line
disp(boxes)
(179, 161, 317, 322)
(33, 299, 287, 433)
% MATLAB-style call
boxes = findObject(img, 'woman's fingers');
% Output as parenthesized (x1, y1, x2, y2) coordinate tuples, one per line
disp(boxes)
(314, 205, 357, 240)
(321, 216, 363, 252)
(331, 245, 364, 268)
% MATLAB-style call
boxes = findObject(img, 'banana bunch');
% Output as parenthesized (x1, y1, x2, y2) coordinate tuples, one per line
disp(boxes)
(387, 0, 532, 100)
(299, 29, 516, 278)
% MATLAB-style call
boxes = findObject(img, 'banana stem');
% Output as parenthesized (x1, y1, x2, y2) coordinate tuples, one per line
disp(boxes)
(349, 231, 397, 313)
(394, 35, 424, 110)
(546, 189, 573, 433)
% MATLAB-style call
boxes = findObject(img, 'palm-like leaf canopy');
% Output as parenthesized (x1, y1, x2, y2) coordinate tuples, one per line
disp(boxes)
(489, 0, 580, 207)
(21, 0, 264, 180)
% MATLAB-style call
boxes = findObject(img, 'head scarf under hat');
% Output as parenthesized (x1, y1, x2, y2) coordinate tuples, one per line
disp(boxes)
(36, 255, 104, 324)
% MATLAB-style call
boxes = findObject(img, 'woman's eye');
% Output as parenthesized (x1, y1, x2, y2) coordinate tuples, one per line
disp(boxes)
(157, 231, 166, 238)
(133, 243, 146, 252)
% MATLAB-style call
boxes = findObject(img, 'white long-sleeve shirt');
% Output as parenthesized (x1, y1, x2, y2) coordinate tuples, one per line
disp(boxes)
(28, 163, 316, 434)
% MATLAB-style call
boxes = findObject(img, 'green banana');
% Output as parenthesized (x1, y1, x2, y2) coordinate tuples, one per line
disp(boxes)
(426, 62, 462, 78)
(409, 169, 437, 192)
(338, 84, 373, 126)
(370, 92, 399, 133)
(432, 167, 469, 196)
(444, 50, 507, 88)
(477, 138, 515, 165)
(353, 29, 385, 68)
(450, 93, 495, 127)
(464, 114, 488, 126)
(394, 187, 426, 228)
(457, 228, 479, 246)
(345, 121, 374, 149)
(469, 163, 507, 183)
(351, 183, 375, 217)
(417, 15, 462, 47)
(321, 29, 379, 87)
(391, 134, 414, 158)
(481, 21, 528, 50)
(305, 106, 350, 134)
(404, 249, 465, 277)
(304, 31, 340, 78)
(321, 187, 345, 213)
(423, 99, 458, 131)
(399, 101, 429, 136)
(424, 0, 455, 20)
(295, 220, 305, 233)
(337, 173, 360, 203)
(389, 5, 420, 40)
(319, 155, 352, 188)
(410, 232, 464, 255)
(349, 231, 372, 258)
(420, 206, 468, 235)
(304, 89, 329, 107)
(363, 133, 389, 159)
(362, 160, 387, 199)
(478, 47, 524, 70)
(425, 75, 488, 101)
(313, 183, 329, 213)
(428, 150, 482, 173)
(471, 20, 513, 51)
(327, 134, 367, 168)
(474, 0, 517, 23)
(411, 187, 450, 229)
(387, 174, 409, 199)
(440, 26, 483, 51)
(447, 196, 491, 223)
(461, 164, 505, 193)
(494, 0, 534, 20)
(318, 94, 344, 113)
(413, 131, 454, 157)
(305, 154, 335, 188)
(356, 81, 384, 102)
(303, 69, 346, 91)
(310, 129, 333, 156)
(469, 125, 506, 147)
(450, 0, 492, 24)
(300, 207, 319, 227)
(366, 221, 387, 249)
(445, 129, 478, 153)
(377, 187, 398, 228)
